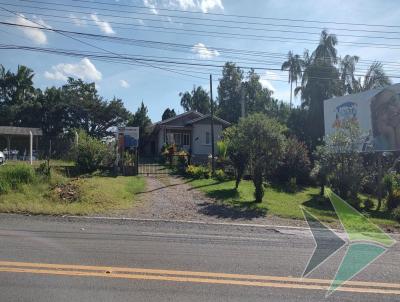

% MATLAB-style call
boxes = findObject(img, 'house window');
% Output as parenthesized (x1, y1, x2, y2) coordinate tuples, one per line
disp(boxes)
(183, 133, 190, 146)
(173, 133, 181, 145)
(205, 132, 210, 145)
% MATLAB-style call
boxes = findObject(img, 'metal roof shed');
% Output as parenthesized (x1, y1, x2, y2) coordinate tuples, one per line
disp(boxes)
(0, 126, 43, 164)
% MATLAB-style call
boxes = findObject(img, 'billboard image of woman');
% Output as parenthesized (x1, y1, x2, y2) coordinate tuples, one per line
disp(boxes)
(370, 88, 400, 151)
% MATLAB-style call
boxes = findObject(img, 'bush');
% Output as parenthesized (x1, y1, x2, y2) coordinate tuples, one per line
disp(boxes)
(275, 137, 311, 185)
(0, 164, 36, 194)
(72, 131, 110, 174)
(185, 165, 210, 179)
(36, 162, 51, 177)
(383, 173, 400, 196)
(393, 206, 400, 222)
(176, 150, 189, 172)
(214, 169, 227, 182)
(363, 199, 374, 211)
(387, 189, 400, 212)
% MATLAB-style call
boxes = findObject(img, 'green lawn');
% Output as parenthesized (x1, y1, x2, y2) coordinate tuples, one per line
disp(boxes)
(0, 174, 145, 216)
(188, 178, 399, 229)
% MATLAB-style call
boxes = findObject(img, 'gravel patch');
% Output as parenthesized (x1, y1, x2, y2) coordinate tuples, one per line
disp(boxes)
(115, 175, 309, 228)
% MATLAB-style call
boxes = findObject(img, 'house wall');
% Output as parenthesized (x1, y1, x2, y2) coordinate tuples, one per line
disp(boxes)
(192, 123, 223, 155)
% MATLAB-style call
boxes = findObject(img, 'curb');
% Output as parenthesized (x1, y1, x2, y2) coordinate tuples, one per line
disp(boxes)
(64, 215, 340, 233)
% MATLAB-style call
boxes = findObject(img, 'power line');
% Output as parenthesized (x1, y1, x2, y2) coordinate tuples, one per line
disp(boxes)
(4, 5, 400, 42)
(6, 0, 400, 35)
(2, 20, 399, 76)
(2, 44, 399, 81)
(3, 4, 400, 50)
(2, 19, 400, 72)
(0, 6, 206, 80)
(67, 0, 400, 29)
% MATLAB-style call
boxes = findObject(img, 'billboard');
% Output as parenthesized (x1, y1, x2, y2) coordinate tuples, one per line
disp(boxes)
(118, 127, 139, 149)
(324, 84, 400, 152)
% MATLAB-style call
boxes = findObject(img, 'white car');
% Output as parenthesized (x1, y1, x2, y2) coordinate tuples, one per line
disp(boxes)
(0, 151, 5, 164)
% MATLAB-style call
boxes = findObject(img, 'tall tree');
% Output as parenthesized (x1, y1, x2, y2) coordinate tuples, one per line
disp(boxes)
(162, 108, 176, 120)
(242, 69, 290, 123)
(217, 62, 243, 123)
(127, 101, 152, 151)
(355, 62, 392, 92)
(179, 86, 210, 114)
(339, 55, 359, 95)
(281, 51, 303, 109)
(294, 31, 341, 148)
(0, 64, 36, 125)
(62, 78, 130, 138)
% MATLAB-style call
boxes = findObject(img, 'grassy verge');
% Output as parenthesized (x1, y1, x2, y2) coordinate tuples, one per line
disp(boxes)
(0, 163, 145, 215)
(188, 178, 399, 228)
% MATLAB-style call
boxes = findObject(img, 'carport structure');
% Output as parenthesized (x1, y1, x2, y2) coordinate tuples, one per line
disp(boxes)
(0, 126, 43, 164)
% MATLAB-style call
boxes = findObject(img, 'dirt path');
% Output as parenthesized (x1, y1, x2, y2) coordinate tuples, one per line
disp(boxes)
(126, 175, 213, 221)
(119, 175, 308, 227)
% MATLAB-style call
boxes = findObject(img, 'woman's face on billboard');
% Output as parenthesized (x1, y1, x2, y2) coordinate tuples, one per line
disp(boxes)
(372, 89, 400, 150)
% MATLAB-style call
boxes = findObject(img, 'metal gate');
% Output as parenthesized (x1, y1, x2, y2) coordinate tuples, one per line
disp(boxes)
(138, 156, 170, 175)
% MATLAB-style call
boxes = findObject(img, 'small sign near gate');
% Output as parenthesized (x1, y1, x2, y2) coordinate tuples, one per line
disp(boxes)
(118, 127, 139, 148)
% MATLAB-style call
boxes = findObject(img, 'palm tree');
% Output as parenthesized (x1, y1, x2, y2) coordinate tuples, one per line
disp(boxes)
(312, 29, 338, 65)
(14, 65, 35, 104)
(355, 62, 391, 92)
(281, 51, 303, 109)
(339, 55, 359, 94)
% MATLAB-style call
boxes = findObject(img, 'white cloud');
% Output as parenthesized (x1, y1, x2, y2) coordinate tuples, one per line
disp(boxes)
(199, 0, 223, 13)
(143, 0, 159, 14)
(119, 79, 130, 88)
(69, 14, 86, 27)
(14, 14, 50, 45)
(150, 0, 223, 13)
(90, 14, 115, 35)
(192, 43, 220, 59)
(44, 58, 102, 82)
(174, 0, 196, 10)
(260, 71, 279, 92)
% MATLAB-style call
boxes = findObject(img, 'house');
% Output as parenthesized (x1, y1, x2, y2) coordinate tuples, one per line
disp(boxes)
(143, 111, 230, 162)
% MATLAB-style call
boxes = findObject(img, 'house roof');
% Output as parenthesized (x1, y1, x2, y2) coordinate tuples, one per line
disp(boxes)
(0, 126, 43, 136)
(186, 114, 231, 127)
(153, 110, 204, 126)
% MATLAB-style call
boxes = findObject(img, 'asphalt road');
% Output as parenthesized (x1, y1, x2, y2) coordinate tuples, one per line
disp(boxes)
(0, 214, 399, 302)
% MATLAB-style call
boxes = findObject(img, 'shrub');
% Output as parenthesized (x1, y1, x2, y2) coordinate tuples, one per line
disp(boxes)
(176, 150, 189, 172)
(217, 141, 228, 161)
(275, 137, 311, 185)
(387, 189, 400, 212)
(36, 162, 51, 177)
(72, 131, 110, 174)
(383, 173, 400, 196)
(185, 165, 210, 179)
(314, 121, 364, 200)
(214, 169, 226, 182)
(0, 164, 36, 194)
(393, 206, 400, 222)
(363, 199, 374, 211)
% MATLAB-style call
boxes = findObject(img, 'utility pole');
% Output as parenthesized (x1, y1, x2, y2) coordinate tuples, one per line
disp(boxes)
(241, 85, 245, 118)
(210, 74, 215, 175)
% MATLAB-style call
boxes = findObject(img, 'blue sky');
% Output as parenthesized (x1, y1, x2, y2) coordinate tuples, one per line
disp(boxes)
(1, 0, 399, 122)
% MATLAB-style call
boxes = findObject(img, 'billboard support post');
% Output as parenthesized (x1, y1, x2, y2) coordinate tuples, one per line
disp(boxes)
(377, 153, 383, 211)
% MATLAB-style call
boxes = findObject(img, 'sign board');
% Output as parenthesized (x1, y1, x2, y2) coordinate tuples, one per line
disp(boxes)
(118, 127, 139, 148)
(324, 84, 400, 152)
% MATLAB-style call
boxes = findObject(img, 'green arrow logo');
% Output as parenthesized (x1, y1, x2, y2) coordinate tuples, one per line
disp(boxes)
(302, 188, 396, 297)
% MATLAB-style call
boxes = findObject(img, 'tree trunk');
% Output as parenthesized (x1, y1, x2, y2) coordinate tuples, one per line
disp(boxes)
(253, 166, 264, 203)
